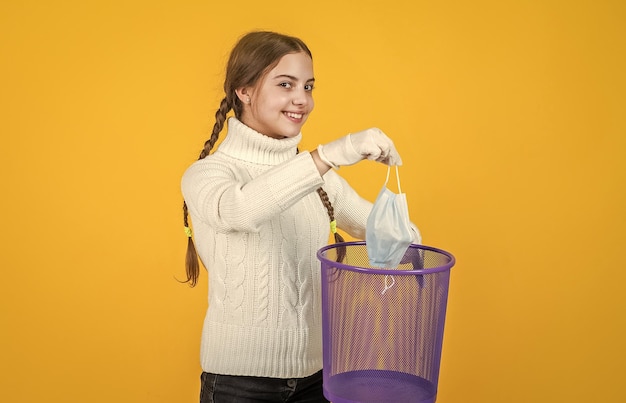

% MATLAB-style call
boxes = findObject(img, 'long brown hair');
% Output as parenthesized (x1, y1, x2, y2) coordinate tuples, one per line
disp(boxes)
(182, 31, 344, 287)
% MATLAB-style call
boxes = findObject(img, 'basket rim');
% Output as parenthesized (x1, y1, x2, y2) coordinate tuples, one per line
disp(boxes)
(317, 241, 455, 275)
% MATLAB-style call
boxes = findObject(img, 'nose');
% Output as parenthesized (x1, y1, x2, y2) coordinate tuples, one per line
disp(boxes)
(292, 87, 311, 106)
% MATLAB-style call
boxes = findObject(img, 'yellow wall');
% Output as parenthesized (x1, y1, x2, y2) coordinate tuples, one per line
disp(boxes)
(1, 0, 624, 402)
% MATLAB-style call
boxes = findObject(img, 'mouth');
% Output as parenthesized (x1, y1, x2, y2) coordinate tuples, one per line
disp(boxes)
(283, 111, 304, 122)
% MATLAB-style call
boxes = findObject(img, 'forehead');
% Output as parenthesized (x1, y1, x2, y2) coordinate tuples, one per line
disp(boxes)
(265, 52, 314, 79)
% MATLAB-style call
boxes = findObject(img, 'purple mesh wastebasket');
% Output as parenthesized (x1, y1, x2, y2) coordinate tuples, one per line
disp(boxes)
(317, 242, 455, 403)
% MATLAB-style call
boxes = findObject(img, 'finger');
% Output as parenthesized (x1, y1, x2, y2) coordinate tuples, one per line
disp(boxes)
(387, 143, 402, 165)
(362, 131, 382, 160)
(370, 130, 391, 161)
(365, 148, 382, 161)
(378, 133, 401, 166)
(379, 145, 402, 166)
(391, 151, 403, 166)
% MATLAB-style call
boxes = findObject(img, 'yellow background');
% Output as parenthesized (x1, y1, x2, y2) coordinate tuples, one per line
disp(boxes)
(1, 0, 624, 402)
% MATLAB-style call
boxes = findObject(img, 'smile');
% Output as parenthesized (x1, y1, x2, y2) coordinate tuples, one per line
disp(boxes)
(284, 112, 304, 119)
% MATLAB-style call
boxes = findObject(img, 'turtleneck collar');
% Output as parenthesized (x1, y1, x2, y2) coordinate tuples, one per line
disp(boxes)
(215, 117, 303, 165)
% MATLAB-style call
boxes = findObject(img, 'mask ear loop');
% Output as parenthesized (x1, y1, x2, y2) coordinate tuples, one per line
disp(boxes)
(384, 165, 402, 194)
(380, 165, 403, 296)
(395, 165, 402, 194)
(381, 274, 396, 295)
(384, 165, 403, 192)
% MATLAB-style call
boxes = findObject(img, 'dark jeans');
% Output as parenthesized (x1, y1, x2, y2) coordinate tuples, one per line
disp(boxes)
(200, 370, 329, 403)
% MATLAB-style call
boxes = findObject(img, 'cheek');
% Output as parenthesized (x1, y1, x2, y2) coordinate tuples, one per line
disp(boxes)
(258, 94, 282, 111)
(251, 97, 273, 116)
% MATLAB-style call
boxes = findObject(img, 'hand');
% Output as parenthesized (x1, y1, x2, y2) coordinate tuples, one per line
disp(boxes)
(317, 128, 402, 169)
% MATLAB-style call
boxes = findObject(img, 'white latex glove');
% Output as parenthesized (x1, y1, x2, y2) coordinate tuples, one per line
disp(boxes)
(317, 128, 402, 169)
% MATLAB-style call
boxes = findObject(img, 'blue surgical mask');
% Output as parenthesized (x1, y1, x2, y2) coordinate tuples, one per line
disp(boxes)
(366, 166, 414, 269)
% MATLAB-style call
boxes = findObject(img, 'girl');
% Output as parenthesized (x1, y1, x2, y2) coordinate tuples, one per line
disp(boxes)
(181, 31, 414, 402)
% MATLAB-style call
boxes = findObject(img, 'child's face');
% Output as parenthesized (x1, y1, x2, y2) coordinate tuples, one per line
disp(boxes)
(240, 52, 315, 139)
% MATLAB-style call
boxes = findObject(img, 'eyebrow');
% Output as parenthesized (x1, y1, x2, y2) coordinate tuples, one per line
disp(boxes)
(273, 74, 315, 83)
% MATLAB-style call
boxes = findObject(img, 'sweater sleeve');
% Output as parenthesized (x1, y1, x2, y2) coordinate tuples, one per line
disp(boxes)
(181, 151, 324, 232)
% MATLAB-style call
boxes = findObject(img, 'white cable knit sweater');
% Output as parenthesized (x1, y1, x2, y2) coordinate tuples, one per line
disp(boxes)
(181, 118, 373, 378)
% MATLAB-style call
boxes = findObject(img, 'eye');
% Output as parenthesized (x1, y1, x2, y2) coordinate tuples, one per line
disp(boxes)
(279, 82, 292, 89)
(305, 84, 315, 91)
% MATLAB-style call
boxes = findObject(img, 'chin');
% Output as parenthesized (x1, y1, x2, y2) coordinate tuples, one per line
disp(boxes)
(277, 125, 303, 138)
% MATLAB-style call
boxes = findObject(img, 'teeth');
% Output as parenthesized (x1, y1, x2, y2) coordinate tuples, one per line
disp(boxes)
(285, 112, 303, 119)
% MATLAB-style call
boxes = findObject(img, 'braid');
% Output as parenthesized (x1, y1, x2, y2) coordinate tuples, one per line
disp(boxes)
(182, 97, 232, 287)
(295, 148, 346, 262)
(182, 201, 199, 287)
(199, 97, 231, 159)
(316, 187, 346, 263)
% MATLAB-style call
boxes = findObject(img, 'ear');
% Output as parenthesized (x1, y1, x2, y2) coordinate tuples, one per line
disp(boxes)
(235, 87, 252, 105)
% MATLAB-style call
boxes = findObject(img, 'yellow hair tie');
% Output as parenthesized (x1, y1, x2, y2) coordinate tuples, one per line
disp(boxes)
(330, 220, 337, 234)
(184, 226, 192, 238)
